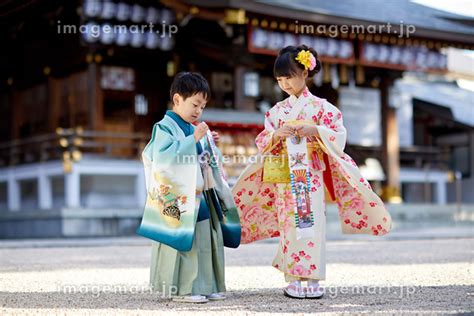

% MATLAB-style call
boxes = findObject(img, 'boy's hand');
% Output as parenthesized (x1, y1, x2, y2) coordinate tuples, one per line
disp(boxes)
(273, 125, 295, 141)
(194, 122, 209, 142)
(211, 131, 220, 145)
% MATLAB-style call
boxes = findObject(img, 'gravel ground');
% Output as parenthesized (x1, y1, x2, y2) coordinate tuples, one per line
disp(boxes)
(0, 238, 473, 315)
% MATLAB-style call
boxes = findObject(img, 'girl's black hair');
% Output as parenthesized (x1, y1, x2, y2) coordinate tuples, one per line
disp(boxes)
(273, 45, 321, 78)
(170, 71, 211, 101)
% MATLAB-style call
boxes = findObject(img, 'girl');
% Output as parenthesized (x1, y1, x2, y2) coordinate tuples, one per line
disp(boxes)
(232, 45, 392, 299)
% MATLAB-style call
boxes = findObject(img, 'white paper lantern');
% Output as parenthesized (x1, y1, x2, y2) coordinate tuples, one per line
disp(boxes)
(377, 45, 390, 63)
(401, 48, 415, 66)
(116, 2, 130, 21)
(84, 0, 102, 18)
(146, 7, 159, 24)
(159, 35, 175, 51)
(82, 22, 100, 43)
(131, 4, 145, 23)
(252, 28, 267, 48)
(339, 41, 353, 58)
(267, 32, 284, 50)
(101, 0, 116, 19)
(160, 9, 175, 24)
(115, 26, 130, 46)
(100, 23, 115, 44)
(314, 37, 328, 56)
(283, 33, 298, 48)
(145, 32, 160, 49)
(130, 31, 145, 48)
(388, 46, 402, 64)
(326, 39, 338, 57)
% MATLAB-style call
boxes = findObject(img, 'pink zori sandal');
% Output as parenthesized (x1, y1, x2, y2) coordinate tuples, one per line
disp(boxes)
(283, 284, 306, 299)
(305, 285, 324, 299)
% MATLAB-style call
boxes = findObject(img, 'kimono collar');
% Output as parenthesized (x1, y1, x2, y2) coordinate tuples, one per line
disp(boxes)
(288, 86, 311, 104)
(166, 110, 203, 154)
(166, 110, 193, 136)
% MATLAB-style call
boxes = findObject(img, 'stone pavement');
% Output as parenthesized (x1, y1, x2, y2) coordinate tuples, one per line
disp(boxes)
(0, 235, 472, 315)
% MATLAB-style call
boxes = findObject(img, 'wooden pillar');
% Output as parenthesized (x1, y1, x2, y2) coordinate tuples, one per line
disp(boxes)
(87, 63, 104, 131)
(234, 66, 255, 111)
(48, 77, 60, 132)
(381, 76, 402, 203)
(234, 66, 244, 110)
(11, 91, 21, 139)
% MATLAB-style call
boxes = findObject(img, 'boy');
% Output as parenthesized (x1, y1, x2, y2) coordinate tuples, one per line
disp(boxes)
(137, 72, 241, 303)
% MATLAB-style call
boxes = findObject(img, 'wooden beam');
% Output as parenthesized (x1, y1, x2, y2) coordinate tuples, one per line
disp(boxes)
(380, 76, 401, 202)
(87, 63, 104, 131)
(11, 91, 21, 139)
(47, 77, 60, 133)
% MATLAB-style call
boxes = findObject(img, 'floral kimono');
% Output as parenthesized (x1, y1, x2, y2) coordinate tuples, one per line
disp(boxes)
(137, 111, 241, 296)
(232, 87, 392, 282)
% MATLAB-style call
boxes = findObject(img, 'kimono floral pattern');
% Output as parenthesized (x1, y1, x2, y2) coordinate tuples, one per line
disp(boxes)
(271, 182, 327, 281)
(232, 87, 392, 280)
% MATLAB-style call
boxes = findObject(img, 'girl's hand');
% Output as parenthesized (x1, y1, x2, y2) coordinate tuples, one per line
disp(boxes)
(273, 125, 295, 140)
(294, 124, 319, 138)
(211, 131, 220, 145)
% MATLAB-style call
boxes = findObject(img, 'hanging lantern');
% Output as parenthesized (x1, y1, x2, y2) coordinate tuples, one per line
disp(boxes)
(43, 67, 51, 76)
(72, 150, 82, 162)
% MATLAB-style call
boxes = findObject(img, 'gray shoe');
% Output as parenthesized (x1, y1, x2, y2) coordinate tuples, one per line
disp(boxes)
(206, 293, 226, 301)
(305, 285, 324, 299)
(172, 295, 209, 303)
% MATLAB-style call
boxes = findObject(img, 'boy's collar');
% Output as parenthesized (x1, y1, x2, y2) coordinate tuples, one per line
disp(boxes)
(166, 110, 191, 125)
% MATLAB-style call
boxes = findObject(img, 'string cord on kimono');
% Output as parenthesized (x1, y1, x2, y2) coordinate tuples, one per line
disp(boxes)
(286, 135, 315, 240)
(205, 130, 229, 188)
(260, 130, 323, 240)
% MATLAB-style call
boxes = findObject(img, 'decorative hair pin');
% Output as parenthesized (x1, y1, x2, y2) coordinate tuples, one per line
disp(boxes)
(295, 50, 316, 71)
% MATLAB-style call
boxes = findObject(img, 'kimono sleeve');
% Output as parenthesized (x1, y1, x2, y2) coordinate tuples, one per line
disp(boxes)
(255, 109, 278, 154)
(137, 122, 199, 251)
(142, 123, 197, 191)
(145, 123, 196, 163)
(315, 101, 347, 156)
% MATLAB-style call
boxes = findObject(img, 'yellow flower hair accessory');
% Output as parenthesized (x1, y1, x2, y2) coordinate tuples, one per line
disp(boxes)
(295, 50, 316, 71)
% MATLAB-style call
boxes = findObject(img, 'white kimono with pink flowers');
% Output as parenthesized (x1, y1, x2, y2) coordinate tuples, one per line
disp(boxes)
(232, 87, 392, 281)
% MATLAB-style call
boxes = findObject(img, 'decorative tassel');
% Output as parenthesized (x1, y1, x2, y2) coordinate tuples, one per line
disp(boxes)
(311, 151, 325, 171)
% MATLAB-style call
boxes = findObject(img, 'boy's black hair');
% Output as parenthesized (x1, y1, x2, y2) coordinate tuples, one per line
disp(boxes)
(169, 71, 211, 102)
(273, 45, 321, 78)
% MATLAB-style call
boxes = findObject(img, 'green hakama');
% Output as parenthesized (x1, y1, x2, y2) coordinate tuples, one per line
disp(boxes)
(149, 192, 226, 296)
